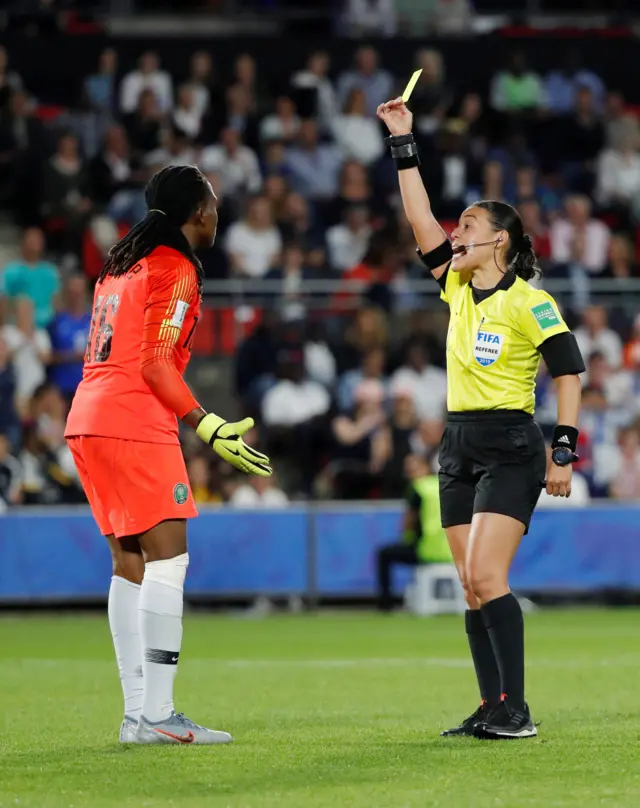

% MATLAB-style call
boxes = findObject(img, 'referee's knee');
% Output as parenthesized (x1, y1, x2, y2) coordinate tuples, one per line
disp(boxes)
(466, 564, 505, 604)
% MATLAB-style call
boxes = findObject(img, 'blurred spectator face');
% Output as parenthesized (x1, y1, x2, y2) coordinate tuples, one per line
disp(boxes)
(99, 48, 117, 75)
(565, 195, 590, 226)
(265, 140, 286, 169)
(345, 205, 369, 232)
(57, 134, 79, 161)
(227, 83, 250, 114)
(247, 197, 272, 229)
(609, 234, 633, 265)
(407, 341, 428, 372)
(276, 96, 296, 118)
(362, 347, 384, 378)
(618, 427, 640, 458)
(190, 51, 212, 79)
(460, 93, 482, 123)
(354, 378, 384, 414)
(518, 199, 543, 231)
(221, 128, 241, 154)
(139, 52, 159, 75)
(105, 124, 128, 157)
(606, 91, 624, 119)
(583, 305, 607, 334)
(285, 192, 308, 221)
(298, 120, 319, 150)
(404, 453, 428, 481)
(515, 166, 536, 198)
(264, 174, 287, 205)
(356, 47, 378, 76)
(188, 456, 210, 489)
(138, 89, 159, 118)
(64, 275, 88, 312)
(235, 54, 256, 85)
(417, 49, 443, 83)
(483, 160, 503, 198)
(354, 307, 386, 346)
(341, 161, 368, 188)
(282, 244, 304, 270)
(11, 91, 29, 118)
(21, 227, 45, 262)
(309, 51, 329, 77)
(177, 85, 195, 111)
(582, 386, 607, 411)
(587, 351, 609, 387)
(575, 86, 594, 115)
(345, 89, 367, 116)
(15, 297, 35, 334)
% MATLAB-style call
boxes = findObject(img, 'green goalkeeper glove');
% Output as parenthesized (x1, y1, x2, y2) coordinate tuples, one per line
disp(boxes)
(196, 414, 272, 477)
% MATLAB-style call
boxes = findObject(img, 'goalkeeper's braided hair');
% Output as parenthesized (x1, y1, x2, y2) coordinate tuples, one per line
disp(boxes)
(99, 164, 209, 292)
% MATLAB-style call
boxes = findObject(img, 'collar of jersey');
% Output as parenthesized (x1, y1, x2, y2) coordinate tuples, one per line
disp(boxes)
(470, 270, 516, 305)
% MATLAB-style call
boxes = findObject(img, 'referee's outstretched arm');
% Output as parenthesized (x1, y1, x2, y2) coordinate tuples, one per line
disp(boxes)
(377, 97, 450, 279)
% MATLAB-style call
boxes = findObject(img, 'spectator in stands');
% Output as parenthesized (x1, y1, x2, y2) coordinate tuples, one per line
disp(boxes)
(0, 46, 22, 105)
(490, 52, 544, 113)
(341, 0, 397, 37)
(623, 313, 640, 371)
(264, 241, 314, 322)
(120, 51, 173, 115)
(550, 194, 610, 274)
(0, 336, 20, 451)
(423, 119, 475, 219)
(290, 51, 338, 134)
(603, 91, 637, 151)
(84, 47, 118, 114)
(512, 164, 560, 215)
(596, 129, 640, 216)
(517, 198, 551, 262)
(303, 321, 337, 389)
(337, 346, 388, 413)
(187, 455, 221, 505)
(284, 119, 343, 202)
(389, 337, 447, 421)
(259, 95, 300, 145)
(232, 53, 269, 118)
(263, 174, 289, 225)
(544, 50, 605, 115)
(262, 139, 289, 179)
(235, 310, 281, 410)
(0, 89, 47, 225)
(41, 131, 92, 256)
(1, 227, 60, 329)
(186, 50, 220, 119)
(279, 191, 326, 269)
(90, 123, 136, 208)
(411, 49, 452, 138)
(557, 86, 605, 194)
(608, 426, 640, 501)
(145, 123, 196, 170)
(332, 88, 385, 166)
(337, 46, 393, 118)
(601, 233, 639, 292)
(47, 274, 91, 403)
(225, 194, 282, 279)
(329, 160, 378, 227)
(583, 350, 634, 411)
(172, 84, 203, 140)
(262, 347, 331, 430)
(123, 88, 162, 158)
(0, 433, 22, 509)
(326, 204, 372, 273)
(575, 307, 623, 370)
(201, 127, 262, 198)
(328, 377, 389, 499)
(1, 297, 51, 417)
(229, 473, 289, 508)
(333, 305, 388, 374)
(380, 386, 423, 498)
(458, 93, 487, 161)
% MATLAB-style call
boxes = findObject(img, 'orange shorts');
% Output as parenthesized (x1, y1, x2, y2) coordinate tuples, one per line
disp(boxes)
(68, 436, 198, 538)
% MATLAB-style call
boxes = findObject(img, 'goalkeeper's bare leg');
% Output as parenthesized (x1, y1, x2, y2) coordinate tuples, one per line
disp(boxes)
(134, 518, 232, 745)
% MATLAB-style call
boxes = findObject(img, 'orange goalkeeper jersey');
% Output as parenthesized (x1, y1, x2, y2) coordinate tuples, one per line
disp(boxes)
(65, 246, 201, 445)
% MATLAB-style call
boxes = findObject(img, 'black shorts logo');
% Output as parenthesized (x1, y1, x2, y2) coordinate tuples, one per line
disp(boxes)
(173, 483, 189, 505)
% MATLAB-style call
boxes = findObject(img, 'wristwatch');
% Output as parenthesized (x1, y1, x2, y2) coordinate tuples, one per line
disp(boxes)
(551, 446, 578, 467)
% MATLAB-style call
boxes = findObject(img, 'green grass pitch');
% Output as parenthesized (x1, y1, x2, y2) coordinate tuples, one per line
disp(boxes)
(2, 609, 640, 808)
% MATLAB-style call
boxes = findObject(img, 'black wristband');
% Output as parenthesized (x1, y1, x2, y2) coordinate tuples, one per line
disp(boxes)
(552, 425, 579, 453)
(418, 241, 454, 271)
(386, 133, 420, 171)
(385, 134, 415, 148)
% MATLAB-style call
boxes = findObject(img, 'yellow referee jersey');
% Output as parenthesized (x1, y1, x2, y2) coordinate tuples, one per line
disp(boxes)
(441, 268, 568, 414)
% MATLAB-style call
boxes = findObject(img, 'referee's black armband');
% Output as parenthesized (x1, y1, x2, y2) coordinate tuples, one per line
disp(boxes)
(538, 332, 586, 378)
(417, 241, 453, 271)
(386, 133, 420, 171)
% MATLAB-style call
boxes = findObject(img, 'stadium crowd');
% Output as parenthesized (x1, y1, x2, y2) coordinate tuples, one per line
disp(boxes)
(0, 41, 640, 507)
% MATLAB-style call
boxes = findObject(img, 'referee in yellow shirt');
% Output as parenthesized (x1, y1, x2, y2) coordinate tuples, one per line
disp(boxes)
(378, 97, 585, 741)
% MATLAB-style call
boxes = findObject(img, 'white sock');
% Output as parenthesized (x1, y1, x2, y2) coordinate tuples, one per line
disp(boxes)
(108, 576, 144, 721)
(139, 553, 189, 723)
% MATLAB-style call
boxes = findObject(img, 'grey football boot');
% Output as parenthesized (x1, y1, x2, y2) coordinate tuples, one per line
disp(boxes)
(118, 715, 138, 743)
(136, 711, 233, 745)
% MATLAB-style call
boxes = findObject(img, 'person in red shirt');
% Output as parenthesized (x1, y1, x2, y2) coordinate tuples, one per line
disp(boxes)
(66, 165, 271, 746)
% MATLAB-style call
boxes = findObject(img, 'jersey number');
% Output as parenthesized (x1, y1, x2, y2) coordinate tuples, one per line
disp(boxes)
(86, 294, 120, 363)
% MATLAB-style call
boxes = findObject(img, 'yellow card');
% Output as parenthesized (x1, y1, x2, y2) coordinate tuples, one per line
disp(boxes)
(401, 69, 423, 103)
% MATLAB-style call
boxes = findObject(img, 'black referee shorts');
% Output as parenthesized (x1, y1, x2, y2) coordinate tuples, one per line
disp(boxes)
(438, 410, 547, 534)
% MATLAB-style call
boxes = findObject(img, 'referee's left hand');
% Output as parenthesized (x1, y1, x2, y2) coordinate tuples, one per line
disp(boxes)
(546, 462, 572, 498)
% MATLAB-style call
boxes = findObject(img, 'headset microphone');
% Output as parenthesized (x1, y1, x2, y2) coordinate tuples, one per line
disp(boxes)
(453, 238, 501, 254)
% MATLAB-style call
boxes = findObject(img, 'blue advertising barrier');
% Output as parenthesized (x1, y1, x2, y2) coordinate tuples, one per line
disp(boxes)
(0, 505, 639, 603)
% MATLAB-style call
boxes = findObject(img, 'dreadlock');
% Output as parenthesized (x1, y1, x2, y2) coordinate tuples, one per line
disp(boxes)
(99, 165, 209, 292)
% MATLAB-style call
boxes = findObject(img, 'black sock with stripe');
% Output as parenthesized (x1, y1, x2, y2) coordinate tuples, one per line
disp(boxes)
(465, 609, 501, 707)
(481, 593, 525, 710)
